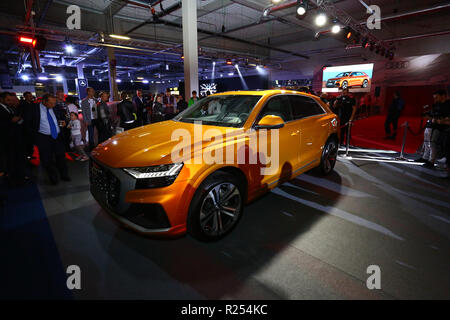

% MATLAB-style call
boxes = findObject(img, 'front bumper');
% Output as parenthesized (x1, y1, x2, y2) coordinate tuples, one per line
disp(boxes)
(89, 159, 189, 236)
(326, 80, 340, 88)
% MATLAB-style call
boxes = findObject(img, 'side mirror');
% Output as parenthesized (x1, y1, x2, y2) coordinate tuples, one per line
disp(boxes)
(255, 115, 285, 129)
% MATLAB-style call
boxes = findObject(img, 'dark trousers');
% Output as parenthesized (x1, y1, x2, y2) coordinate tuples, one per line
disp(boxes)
(36, 133, 68, 182)
(97, 121, 112, 144)
(340, 117, 351, 145)
(87, 120, 97, 150)
(385, 113, 400, 137)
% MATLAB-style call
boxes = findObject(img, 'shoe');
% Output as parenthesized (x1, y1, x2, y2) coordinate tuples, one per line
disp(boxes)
(414, 158, 426, 163)
(422, 162, 435, 169)
(80, 157, 89, 162)
(61, 176, 71, 182)
(436, 157, 447, 164)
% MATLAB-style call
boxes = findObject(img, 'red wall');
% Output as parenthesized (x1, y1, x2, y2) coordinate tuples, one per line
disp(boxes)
(384, 85, 447, 117)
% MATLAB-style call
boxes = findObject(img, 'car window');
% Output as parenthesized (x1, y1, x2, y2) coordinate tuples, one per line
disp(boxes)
(289, 95, 325, 120)
(174, 95, 262, 128)
(257, 95, 293, 122)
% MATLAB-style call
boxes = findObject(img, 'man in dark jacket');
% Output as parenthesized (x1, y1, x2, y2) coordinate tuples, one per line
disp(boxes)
(23, 93, 70, 185)
(133, 89, 146, 126)
(117, 92, 136, 131)
(384, 91, 405, 139)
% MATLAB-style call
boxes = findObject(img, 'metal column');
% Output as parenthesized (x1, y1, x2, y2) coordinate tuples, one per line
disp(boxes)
(182, 0, 199, 101)
(107, 47, 119, 101)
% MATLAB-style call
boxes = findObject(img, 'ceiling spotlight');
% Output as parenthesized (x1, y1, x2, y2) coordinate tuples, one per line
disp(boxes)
(116, 79, 121, 83)
(271, 0, 282, 4)
(65, 44, 74, 54)
(315, 13, 327, 27)
(361, 37, 369, 49)
(297, 5, 306, 16)
(226, 59, 232, 65)
(56, 75, 63, 82)
(99, 79, 102, 82)
(331, 25, 341, 34)
(165, 64, 169, 71)
(181, 55, 184, 60)
(38, 76, 48, 81)
(143, 80, 149, 84)
(21, 74, 29, 81)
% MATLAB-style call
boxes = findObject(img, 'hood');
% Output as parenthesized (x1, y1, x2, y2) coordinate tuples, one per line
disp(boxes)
(328, 77, 343, 81)
(92, 120, 243, 168)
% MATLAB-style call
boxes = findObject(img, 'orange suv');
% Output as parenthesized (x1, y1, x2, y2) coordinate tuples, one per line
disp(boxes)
(90, 90, 339, 241)
(326, 71, 370, 89)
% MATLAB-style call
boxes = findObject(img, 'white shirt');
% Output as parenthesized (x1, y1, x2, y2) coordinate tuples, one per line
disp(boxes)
(38, 103, 60, 136)
(69, 119, 81, 136)
(89, 98, 97, 120)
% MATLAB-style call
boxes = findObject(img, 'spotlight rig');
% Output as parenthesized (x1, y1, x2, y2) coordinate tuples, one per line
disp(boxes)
(315, 0, 394, 60)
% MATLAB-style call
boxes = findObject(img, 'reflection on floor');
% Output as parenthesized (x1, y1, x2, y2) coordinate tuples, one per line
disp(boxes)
(1, 153, 449, 299)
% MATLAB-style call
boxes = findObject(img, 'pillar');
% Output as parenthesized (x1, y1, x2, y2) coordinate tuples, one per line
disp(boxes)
(107, 47, 119, 101)
(182, 0, 199, 101)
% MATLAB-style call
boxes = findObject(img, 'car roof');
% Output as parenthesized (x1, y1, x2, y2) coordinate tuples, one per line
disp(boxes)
(211, 90, 318, 98)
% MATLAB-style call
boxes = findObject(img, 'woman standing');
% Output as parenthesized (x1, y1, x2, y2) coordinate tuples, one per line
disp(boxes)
(97, 92, 112, 143)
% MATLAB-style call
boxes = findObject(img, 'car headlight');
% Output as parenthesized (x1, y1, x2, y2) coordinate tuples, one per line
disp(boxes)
(123, 163, 183, 188)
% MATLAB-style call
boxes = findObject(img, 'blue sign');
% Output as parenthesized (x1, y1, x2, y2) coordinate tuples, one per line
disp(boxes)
(77, 78, 88, 99)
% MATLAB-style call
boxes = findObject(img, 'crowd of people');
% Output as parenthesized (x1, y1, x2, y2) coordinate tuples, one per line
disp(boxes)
(0, 87, 194, 187)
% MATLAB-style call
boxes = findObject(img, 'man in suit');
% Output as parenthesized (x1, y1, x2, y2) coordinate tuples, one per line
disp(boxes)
(81, 87, 98, 151)
(133, 89, 146, 126)
(117, 92, 136, 131)
(24, 93, 70, 185)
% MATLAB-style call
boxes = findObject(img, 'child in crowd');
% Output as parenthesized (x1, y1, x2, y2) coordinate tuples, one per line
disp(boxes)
(68, 112, 89, 161)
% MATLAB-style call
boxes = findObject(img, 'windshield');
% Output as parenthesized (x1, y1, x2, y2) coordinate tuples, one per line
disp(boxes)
(173, 95, 262, 127)
(336, 72, 350, 77)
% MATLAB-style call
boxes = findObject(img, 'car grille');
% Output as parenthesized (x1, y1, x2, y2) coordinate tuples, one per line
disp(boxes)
(327, 80, 337, 87)
(89, 160, 121, 208)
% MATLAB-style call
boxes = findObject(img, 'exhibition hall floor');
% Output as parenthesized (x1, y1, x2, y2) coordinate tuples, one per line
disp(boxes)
(1, 154, 449, 299)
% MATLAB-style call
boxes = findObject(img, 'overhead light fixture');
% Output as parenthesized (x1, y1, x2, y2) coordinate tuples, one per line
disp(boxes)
(226, 59, 232, 65)
(99, 79, 102, 82)
(143, 80, 149, 84)
(361, 37, 369, 49)
(116, 79, 121, 83)
(181, 55, 184, 60)
(271, 0, 282, 4)
(21, 74, 29, 81)
(297, 6, 306, 16)
(19, 36, 36, 47)
(110, 34, 131, 40)
(315, 13, 327, 27)
(65, 44, 74, 54)
(331, 24, 341, 34)
(228, 72, 234, 76)
(166, 64, 169, 71)
(56, 75, 63, 82)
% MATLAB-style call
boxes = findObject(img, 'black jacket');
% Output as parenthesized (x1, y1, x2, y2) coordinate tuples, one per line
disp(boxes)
(133, 96, 145, 115)
(117, 99, 135, 124)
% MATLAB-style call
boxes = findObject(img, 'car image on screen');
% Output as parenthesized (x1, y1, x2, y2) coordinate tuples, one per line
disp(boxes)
(326, 71, 370, 89)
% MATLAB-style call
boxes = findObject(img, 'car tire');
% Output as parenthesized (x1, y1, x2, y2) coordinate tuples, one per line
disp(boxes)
(187, 172, 244, 242)
(341, 81, 348, 89)
(362, 79, 368, 88)
(317, 138, 338, 175)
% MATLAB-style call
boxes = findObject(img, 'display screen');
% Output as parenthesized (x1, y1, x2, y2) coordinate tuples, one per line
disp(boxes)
(322, 63, 374, 93)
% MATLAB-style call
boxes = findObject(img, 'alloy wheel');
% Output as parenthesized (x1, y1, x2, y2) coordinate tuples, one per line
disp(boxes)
(199, 182, 242, 236)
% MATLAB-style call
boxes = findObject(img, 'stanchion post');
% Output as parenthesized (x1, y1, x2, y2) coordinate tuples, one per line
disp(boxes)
(345, 121, 352, 157)
(397, 121, 408, 160)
